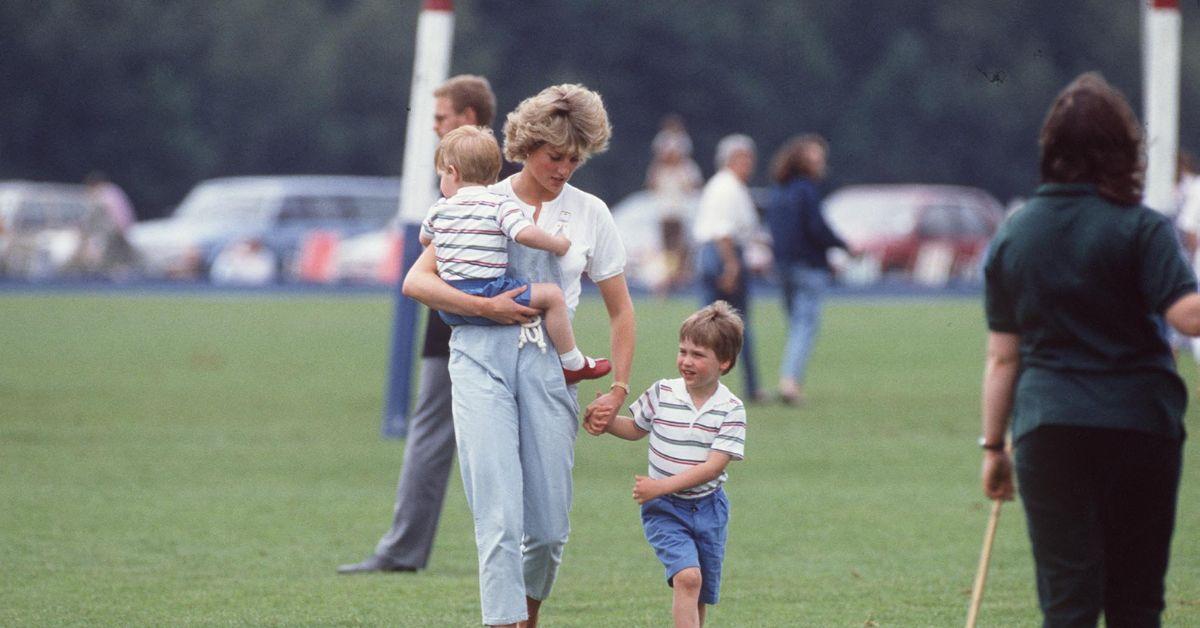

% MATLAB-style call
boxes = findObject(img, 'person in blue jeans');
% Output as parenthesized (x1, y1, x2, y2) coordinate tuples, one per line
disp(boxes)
(764, 134, 853, 405)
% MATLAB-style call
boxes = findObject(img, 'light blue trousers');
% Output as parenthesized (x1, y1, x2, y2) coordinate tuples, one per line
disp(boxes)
(780, 266, 832, 383)
(448, 323, 579, 625)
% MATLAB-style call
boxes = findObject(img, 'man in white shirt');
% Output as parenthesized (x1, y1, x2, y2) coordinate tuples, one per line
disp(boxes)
(693, 134, 764, 401)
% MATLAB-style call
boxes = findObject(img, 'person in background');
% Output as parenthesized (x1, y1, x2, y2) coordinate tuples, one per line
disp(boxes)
(85, 171, 135, 234)
(70, 171, 138, 278)
(1171, 152, 1200, 367)
(981, 72, 1200, 626)
(645, 114, 703, 295)
(693, 134, 765, 402)
(764, 134, 853, 405)
(209, 237, 277, 285)
(338, 74, 498, 575)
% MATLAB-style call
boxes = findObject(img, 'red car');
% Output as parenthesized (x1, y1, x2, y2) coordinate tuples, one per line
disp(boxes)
(822, 184, 1005, 285)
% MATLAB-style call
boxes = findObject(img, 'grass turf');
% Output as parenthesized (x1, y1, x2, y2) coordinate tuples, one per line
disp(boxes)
(1, 291, 1198, 626)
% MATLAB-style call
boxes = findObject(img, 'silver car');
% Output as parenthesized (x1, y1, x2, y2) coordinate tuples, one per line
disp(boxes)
(129, 176, 400, 282)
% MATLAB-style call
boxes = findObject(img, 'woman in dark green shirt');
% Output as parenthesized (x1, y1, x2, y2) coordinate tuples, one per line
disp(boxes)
(981, 72, 1200, 627)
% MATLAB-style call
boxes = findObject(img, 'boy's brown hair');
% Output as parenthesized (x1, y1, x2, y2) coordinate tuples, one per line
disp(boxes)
(435, 126, 502, 185)
(680, 300, 744, 374)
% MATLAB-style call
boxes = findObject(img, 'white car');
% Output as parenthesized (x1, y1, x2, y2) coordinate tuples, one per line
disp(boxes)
(128, 176, 400, 282)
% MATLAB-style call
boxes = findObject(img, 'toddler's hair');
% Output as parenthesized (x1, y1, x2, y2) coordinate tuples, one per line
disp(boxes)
(435, 126, 502, 185)
(680, 300, 745, 374)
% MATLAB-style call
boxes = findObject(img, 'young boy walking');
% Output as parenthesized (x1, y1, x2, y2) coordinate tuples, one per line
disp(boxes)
(599, 300, 747, 627)
(420, 125, 609, 383)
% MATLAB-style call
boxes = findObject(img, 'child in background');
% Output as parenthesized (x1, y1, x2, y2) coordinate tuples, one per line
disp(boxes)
(420, 125, 610, 383)
(599, 300, 747, 627)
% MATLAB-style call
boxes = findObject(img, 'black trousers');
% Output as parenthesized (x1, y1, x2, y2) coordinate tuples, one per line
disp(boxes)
(1015, 425, 1183, 628)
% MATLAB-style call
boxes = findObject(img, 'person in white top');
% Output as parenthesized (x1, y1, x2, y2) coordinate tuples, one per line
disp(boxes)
(420, 125, 610, 383)
(403, 83, 635, 628)
(1172, 151, 1200, 369)
(598, 300, 747, 627)
(693, 134, 764, 401)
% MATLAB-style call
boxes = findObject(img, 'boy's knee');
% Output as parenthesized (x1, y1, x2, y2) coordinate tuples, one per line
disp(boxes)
(543, 283, 564, 305)
(671, 568, 703, 593)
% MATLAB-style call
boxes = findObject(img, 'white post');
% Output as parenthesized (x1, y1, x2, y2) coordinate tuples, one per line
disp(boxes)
(398, 0, 455, 226)
(383, 0, 454, 438)
(1142, 0, 1181, 213)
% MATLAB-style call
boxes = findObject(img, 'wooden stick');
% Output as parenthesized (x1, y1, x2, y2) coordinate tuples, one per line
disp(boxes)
(965, 499, 1003, 628)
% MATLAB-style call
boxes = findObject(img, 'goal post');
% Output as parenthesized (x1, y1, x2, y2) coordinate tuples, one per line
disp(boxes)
(382, 0, 454, 438)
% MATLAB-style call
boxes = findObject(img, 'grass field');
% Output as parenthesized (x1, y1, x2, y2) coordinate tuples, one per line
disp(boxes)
(2, 291, 1198, 626)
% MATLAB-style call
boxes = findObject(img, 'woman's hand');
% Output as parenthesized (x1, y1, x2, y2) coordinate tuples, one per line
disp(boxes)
(478, 286, 540, 325)
(981, 450, 1015, 501)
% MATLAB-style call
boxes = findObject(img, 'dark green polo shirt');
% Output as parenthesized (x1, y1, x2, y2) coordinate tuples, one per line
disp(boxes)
(984, 183, 1196, 441)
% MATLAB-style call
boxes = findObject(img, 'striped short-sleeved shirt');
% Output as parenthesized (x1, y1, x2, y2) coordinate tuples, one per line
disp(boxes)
(630, 378, 747, 498)
(421, 186, 533, 280)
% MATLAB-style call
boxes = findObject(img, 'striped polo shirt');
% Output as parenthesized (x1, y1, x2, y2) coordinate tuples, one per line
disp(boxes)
(630, 378, 747, 498)
(421, 186, 533, 280)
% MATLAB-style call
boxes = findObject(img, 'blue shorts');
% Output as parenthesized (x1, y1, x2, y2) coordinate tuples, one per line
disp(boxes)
(640, 488, 729, 605)
(438, 276, 532, 326)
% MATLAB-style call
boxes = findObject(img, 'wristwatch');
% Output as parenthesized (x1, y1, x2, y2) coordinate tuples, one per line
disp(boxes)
(978, 437, 1005, 452)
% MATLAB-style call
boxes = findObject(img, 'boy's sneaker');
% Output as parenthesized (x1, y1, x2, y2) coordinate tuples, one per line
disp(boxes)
(563, 356, 611, 384)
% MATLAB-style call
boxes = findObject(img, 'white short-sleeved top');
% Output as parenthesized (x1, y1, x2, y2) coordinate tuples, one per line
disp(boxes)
(490, 176, 626, 310)
(692, 168, 760, 246)
(629, 377, 747, 498)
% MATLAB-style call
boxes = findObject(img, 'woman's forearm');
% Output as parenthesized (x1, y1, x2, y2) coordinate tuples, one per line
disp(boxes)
(981, 332, 1020, 444)
(596, 274, 636, 385)
(402, 246, 487, 316)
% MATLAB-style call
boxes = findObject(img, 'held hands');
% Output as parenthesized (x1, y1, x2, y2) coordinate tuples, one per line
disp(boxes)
(632, 475, 663, 504)
(583, 389, 623, 435)
(981, 450, 1015, 501)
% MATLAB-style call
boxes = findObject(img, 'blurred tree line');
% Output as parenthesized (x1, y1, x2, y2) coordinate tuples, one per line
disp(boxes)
(2, 0, 1198, 219)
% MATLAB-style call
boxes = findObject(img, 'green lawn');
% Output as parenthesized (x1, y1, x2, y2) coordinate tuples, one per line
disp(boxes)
(2, 291, 1198, 626)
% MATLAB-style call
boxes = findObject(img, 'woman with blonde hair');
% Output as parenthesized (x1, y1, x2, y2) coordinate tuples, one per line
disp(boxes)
(981, 72, 1200, 626)
(404, 83, 634, 628)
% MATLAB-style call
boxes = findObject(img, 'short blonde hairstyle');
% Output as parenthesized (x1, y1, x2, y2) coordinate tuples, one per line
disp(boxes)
(503, 84, 612, 163)
(435, 126, 502, 185)
(680, 300, 745, 374)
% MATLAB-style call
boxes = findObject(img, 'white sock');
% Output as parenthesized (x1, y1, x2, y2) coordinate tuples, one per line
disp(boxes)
(559, 348, 585, 370)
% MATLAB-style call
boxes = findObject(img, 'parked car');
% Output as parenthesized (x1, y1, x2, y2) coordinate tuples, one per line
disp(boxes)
(128, 176, 400, 282)
(328, 217, 404, 285)
(822, 184, 1005, 286)
(0, 180, 131, 280)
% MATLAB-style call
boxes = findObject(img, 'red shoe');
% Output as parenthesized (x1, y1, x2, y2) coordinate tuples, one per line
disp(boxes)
(563, 356, 611, 384)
